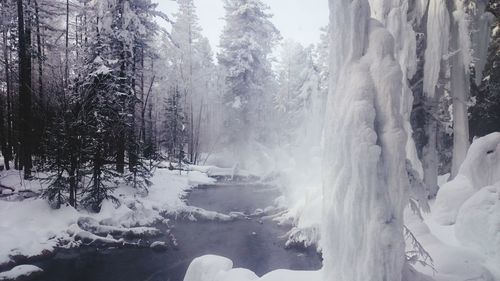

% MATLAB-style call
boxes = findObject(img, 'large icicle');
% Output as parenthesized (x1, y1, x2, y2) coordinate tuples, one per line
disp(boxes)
(322, 0, 410, 280)
(423, 0, 450, 98)
(419, 0, 451, 197)
(450, 0, 472, 178)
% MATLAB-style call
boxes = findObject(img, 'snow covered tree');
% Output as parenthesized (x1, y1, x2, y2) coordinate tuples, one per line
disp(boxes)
(470, 2, 500, 138)
(217, 0, 280, 167)
(274, 40, 323, 147)
(315, 26, 330, 105)
(163, 87, 187, 163)
(167, 0, 215, 164)
(17, 0, 33, 179)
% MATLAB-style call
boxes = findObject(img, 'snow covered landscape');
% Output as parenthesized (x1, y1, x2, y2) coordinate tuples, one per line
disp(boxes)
(1, 0, 500, 280)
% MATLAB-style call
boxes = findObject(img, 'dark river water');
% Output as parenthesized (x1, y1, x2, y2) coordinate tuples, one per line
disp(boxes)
(33, 184, 322, 281)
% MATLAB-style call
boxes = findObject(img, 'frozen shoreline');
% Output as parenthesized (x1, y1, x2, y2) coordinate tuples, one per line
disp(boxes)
(0, 164, 217, 275)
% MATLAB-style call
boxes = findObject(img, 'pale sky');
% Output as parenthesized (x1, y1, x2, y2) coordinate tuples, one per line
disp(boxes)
(155, 0, 329, 52)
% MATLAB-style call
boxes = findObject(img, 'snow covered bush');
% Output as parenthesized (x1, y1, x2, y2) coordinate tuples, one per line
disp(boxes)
(434, 132, 500, 224)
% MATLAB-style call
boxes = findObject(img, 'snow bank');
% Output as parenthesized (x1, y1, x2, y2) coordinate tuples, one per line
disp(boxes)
(434, 133, 500, 224)
(406, 211, 495, 281)
(0, 165, 215, 268)
(455, 184, 500, 271)
(0, 199, 79, 266)
(0, 265, 43, 281)
(432, 175, 475, 225)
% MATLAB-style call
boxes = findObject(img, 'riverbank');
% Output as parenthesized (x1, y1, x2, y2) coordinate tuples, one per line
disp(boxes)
(0, 165, 216, 278)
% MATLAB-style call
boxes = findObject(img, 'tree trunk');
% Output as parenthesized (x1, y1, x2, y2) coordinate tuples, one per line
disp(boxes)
(17, 0, 33, 179)
(64, 0, 69, 90)
(128, 46, 137, 172)
(2, 18, 11, 170)
(34, 0, 43, 109)
(422, 54, 448, 198)
(449, 3, 470, 178)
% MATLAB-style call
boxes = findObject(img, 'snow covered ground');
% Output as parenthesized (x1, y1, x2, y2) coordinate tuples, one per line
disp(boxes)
(0, 164, 215, 275)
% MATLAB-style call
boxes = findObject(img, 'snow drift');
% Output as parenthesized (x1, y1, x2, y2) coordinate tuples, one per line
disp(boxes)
(455, 184, 500, 271)
(434, 132, 500, 225)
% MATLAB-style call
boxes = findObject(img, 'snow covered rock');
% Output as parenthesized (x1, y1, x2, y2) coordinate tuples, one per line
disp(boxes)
(434, 133, 500, 225)
(183, 255, 233, 281)
(455, 184, 500, 267)
(214, 268, 258, 281)
(0, 265, 43, 281)
(182, 255, 320, 281)
(77, 217, 160, 238)
(67, 224, 124, 246)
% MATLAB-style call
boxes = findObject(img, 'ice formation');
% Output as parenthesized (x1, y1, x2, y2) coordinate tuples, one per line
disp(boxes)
(321, 0, 410, 279)
(423, 0, 450, 98)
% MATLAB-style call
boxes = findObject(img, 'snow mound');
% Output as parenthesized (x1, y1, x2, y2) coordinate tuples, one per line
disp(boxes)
(406, 211, 495, 281)
(0, 265, 43, 281)
(433, 175, 475, 225)
(434, 133, 500, 225)
(455, 184, 500, 269)
(183, 255, 234, 281)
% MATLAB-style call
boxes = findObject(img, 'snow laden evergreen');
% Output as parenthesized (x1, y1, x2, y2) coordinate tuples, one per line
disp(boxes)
(38, 0, 161, 210)
(217, 0, 281, 168)
(274, 40, 323, 147)
(164, 0, 216, 164)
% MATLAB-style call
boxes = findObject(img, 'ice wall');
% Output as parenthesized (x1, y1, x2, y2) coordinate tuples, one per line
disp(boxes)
(322, 0, 410, 280)
(369, 0, 424, 179)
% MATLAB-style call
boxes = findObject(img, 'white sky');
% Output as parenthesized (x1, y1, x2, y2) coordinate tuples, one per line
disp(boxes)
(155, 0, 329, 52)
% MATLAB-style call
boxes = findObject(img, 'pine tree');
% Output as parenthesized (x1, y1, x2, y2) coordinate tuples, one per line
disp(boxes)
(163, 87, 187, 164)
(166, 0, 214, 164)
(218, 0, 280, 165)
